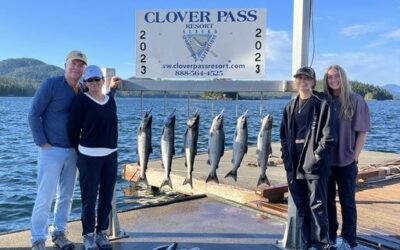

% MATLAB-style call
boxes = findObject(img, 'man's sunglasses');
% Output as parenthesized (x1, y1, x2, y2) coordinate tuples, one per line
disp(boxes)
(85, 77, 102, 83)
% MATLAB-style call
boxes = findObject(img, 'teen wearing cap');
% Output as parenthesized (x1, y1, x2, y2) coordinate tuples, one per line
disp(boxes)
(280, 66, 336, 250)
(68, 65, 118, 250)
(28, 50, 87, 250)
(322, 65, 370, 250)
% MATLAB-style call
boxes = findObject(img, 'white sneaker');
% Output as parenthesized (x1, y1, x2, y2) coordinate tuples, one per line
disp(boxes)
(83, 233, 97, 250)
(337, 239, 353, 250)
(51, 231, 74, 250)
(32, 240, 46, 250)
(95, 231, 112, 250)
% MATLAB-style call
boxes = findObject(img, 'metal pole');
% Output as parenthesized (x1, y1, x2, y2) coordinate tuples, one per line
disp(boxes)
(235, 92, 239, 118)
(278, 0, 311, 249)
(107, 187, 128, 239)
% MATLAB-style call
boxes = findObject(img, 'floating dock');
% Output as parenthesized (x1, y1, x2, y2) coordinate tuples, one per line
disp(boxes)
(0, 143, 399, 249)
(122, 143, 400, 249)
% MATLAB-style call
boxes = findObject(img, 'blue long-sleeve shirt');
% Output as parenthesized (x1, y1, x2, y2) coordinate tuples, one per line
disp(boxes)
(28, 76, 76, 147)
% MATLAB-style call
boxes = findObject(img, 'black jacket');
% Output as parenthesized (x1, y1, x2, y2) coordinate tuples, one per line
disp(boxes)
(280, 92, 336, 180)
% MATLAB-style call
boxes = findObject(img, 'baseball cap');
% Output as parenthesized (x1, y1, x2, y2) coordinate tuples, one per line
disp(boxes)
(83, 65, 103, 80)
(66, 50, 87, 65)
(293, 66, 316, 79)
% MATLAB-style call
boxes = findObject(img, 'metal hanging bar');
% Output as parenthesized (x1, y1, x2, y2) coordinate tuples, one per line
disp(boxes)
(260, 91, 263, 117)
(187, 91, 191, 118)
(164, 91, 167, 115)
(140, 91, 144, 116)
(236, 92, 239, 118)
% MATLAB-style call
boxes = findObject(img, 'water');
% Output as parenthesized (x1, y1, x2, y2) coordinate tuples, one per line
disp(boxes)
(0, 97, 399, 233)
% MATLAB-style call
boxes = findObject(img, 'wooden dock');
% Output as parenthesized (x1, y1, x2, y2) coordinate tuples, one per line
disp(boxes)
(123, 143, 400, 249)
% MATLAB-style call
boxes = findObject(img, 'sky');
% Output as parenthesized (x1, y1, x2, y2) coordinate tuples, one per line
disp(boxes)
(0, 0, 399, 86)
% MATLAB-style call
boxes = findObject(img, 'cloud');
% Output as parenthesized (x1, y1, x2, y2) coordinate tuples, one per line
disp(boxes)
(264, 29, 292, 80)
(340, 24, 379, 38)
(314, 50, 400, 85)
(367, 28, 400, 47)
(265, 29, 291, 62)
(382, 28, 400, 40)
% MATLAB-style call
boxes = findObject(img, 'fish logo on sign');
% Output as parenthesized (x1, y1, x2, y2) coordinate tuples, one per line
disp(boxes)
(183, 30, 217, 62)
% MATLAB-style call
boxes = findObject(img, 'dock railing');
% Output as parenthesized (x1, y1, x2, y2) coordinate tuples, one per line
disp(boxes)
(120, 78, 294, 92)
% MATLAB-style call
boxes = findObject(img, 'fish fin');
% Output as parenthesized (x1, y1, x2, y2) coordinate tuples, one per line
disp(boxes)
(184, 161, 187, 167)
(269, 145, 273, 155)
(257, 174, 271, 187)
(221, 135, 225, 156)
(231, 158, 234, 163)
(206, 159, 210, 165)
(194, 137, 198, 154)
(160, 177, 173, 190)
(161, 126, 165, 136)
(206, 172, 219, 184)
(224, 170, 238, 182)
(161, 161, 165, 169)
(245, 145, 248, 154)
(182, 177, 193, 188)
(183, 129, 188, 151)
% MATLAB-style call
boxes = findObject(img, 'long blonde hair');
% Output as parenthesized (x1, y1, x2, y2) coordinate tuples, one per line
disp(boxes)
(323, 64, 354, 120)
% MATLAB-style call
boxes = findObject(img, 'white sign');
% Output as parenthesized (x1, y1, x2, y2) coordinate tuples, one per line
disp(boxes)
(136, 9, 266, 80)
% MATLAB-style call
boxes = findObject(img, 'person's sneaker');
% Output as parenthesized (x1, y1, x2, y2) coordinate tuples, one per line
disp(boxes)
(32, 240, 46, 250)
(83, 233, 97, 250)
(95, 231, 112, 250)
(52, 231, 74, 250)
(329, 240, 337, 250)
(337, 239, 353, 250)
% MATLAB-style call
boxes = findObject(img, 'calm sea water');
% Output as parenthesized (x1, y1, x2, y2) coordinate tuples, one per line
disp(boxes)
(0, 97, 398, 233)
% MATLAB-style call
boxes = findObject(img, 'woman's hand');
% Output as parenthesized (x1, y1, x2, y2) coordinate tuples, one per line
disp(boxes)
(110, 76, 122, 89)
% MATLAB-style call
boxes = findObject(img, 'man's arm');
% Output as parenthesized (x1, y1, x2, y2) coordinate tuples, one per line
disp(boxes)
(28, 80, 52, 147)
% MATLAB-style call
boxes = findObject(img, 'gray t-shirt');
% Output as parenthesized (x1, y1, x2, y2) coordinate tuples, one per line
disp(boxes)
(331, 93, 370, 166)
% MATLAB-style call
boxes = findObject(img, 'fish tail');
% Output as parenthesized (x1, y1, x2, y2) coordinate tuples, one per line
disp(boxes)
(160, 177, 173, 190)
(206, 172, 219, 184)
(182, 177, 193, 188)
(257, 174, 271, 186)
(224, 170, 237, 182)
(138, 174, 148, 186)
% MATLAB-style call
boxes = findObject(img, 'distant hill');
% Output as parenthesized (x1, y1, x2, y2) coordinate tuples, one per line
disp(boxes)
(0, 58, 64, 81)
(0, 58, 64, 96)
(383, 84, 400, 99)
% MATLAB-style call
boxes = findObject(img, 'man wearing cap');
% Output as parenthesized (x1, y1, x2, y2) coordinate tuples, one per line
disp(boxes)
(280, 66, 336, 249)
(28, 51, 121, 250)
(28, 50, 88, 250)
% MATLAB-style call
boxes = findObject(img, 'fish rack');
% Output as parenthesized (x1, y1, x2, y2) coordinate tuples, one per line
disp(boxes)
(120, 79, 295, 117)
